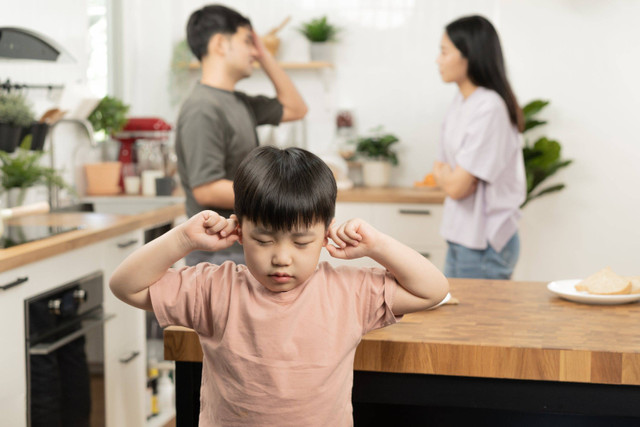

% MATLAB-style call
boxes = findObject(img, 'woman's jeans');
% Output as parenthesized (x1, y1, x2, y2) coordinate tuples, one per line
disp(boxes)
(444, 233, 520, 280)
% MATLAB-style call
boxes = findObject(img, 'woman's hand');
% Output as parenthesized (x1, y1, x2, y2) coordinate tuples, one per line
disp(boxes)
(326, 218, 383, 260)
(179, 210, 240, 253)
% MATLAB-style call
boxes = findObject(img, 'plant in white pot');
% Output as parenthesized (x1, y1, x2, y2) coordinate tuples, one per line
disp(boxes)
(298, 16, 340, 62)
(355, 127, 399, 187)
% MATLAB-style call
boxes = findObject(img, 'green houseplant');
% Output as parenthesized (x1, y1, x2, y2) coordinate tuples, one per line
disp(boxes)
(521, 100, 573, 207)
(298, 16, 340, 62)
(0, 138, 71, 206)
(0, 93, 36, 153)
(355, 127, 399, 187)
(87, 95, 130, 141)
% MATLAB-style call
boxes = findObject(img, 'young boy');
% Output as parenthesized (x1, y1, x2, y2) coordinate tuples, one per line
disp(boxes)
(110, 146, 449, 426)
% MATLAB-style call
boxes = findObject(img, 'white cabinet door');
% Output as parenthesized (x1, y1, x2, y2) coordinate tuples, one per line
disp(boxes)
(102, 230, 147, 427)
(327, 202, 446, 270)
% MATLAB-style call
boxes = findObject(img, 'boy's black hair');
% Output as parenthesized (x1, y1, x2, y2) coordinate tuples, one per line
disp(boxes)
(234, 146, 337, 231)
(186, 4, 252, 61)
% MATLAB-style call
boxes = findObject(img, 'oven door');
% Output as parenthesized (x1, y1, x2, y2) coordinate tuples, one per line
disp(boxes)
(25, 271, 114, 427)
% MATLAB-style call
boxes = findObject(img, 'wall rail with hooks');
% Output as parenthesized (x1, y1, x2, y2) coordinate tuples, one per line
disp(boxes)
(0, 78, 64, 93)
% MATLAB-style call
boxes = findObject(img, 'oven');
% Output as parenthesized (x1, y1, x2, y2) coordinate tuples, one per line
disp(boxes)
(24, 271, 114, 427)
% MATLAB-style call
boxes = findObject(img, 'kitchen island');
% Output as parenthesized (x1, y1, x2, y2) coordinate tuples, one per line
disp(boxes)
(163, 278, 640, 426)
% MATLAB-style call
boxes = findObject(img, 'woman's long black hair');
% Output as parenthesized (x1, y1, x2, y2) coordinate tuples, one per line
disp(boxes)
(446, 15, 524, 132)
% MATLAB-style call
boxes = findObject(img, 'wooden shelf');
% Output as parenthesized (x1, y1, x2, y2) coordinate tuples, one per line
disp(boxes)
(184, 61, 333, 70)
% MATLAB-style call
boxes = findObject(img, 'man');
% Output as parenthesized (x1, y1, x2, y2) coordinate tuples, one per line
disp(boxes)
(176, 4, 308, 266)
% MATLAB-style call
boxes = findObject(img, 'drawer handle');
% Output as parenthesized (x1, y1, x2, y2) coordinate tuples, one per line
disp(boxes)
(399, 209, 431, 216)
(419, 252, 431, 259)
(119, 351, 140, 364)
(117, 239, 139, 248)
(1, 276, 28, 291)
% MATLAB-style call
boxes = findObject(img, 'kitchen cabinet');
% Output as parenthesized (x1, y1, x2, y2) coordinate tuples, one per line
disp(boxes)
(0, 227, 163, 427)
(0, 240, 108, 426)
(320, 201, 445, 269)
(102, 230, 147, 427)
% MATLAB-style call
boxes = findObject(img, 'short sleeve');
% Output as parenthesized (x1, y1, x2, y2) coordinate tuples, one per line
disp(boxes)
(243, 94, 283, 126)
(149, 262, 236, 336)
(360, 268, 403, 334)
(455, 99, 516, 183)
(180, 108, 228, 188)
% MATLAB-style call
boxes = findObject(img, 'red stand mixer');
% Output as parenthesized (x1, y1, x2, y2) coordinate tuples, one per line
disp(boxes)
(112, 117, 172, 191)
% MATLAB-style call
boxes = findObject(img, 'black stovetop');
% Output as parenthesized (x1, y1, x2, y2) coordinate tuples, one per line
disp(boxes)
(1, 225, 80, 249)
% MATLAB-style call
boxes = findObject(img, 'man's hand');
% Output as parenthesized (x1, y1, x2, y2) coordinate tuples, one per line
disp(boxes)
(326, 218, 383, 260)
(179, 211, 240, 253)
(251, 30, 270, 63)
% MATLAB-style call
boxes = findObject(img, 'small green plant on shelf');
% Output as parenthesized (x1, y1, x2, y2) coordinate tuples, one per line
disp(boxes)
(354, 126, 400, 165)
(298, 16, 340, 42)
(521, 99, 573, 208)
(87, 95, 130, 141)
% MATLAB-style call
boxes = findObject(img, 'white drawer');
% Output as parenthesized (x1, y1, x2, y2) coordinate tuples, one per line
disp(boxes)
(375, 204, 443, 249)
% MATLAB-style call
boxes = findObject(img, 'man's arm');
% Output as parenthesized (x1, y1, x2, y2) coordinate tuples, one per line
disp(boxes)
(327, 219, 449, 315)
(109, 211, 239, 311)
(433, 161, 478, 200)
(192, 179, 235, 209)
(253, 32, 307, 122)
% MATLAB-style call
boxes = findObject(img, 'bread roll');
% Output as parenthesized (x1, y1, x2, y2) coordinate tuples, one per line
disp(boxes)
(624, 276, 640, 294)
(574, 267, 632, 295)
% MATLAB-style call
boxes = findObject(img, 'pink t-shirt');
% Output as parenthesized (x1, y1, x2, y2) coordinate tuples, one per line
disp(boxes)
(149, 261, 401, 427)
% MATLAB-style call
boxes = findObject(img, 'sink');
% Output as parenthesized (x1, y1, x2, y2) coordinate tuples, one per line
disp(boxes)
(53, 196, 184, 215)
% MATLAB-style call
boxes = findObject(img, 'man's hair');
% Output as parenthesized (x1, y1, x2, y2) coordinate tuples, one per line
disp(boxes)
(234, 146, 337, 231)
(186, 4, 252, 61)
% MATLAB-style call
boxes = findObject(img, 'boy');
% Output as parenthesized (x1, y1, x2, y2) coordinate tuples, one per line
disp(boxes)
(177, 4, 307, 265)
(110, 147, 449, 426)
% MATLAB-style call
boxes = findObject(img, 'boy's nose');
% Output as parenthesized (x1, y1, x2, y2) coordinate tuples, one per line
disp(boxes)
(271, 248, 292, 266)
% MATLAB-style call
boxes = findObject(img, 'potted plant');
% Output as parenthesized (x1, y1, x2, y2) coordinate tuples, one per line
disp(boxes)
(355, 127, 399, 187)
(0, 93, 36, 153)
(0, 138, 71, 207)
(298, 16, 340, 62)
(520, 100, 573, 207)
(87, 95, 130, 142)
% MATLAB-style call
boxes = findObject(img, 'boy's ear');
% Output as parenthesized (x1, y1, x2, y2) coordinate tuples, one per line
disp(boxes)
(237, 224, 243, 245)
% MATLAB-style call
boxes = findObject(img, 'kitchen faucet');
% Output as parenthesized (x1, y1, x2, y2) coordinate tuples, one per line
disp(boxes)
(47, 118, 98, 210)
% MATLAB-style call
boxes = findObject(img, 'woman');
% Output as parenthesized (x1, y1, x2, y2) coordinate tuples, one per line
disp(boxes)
(433, 15, 526, 280)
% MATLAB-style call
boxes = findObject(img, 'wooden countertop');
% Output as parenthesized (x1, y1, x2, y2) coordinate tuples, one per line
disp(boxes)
(337, 187, 445, 204)
(163, 278, 640, 386)
(0, 203, 185, 273)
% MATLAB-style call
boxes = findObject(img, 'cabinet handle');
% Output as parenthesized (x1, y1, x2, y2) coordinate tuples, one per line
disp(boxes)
(119, 351, 140, 364)
(399, 209, 431, 216)
(117, 239, 139, 248)
(419, 252, 431, 259)
(0, 276, 28, 291)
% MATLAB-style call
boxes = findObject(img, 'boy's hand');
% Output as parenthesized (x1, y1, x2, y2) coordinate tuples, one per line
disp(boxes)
(326, 218, 383, 260)
(180, 210, 240, 252)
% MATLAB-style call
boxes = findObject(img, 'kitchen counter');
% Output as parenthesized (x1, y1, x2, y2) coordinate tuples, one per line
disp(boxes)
(337, 186, 445, 204)
(163, 278, 640, 423)
(0, 203, 185, 273)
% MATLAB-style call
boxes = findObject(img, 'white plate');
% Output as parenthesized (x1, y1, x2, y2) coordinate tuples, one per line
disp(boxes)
(426, 292, 452, 310)
(547, 279, 640, 305)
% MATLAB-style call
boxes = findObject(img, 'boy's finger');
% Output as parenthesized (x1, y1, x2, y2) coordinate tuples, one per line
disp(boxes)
(329, 227, 346, 248)
(336, 227, 359, 246)
(325, 243, 346, 259)
(344, 222, 362, 241)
